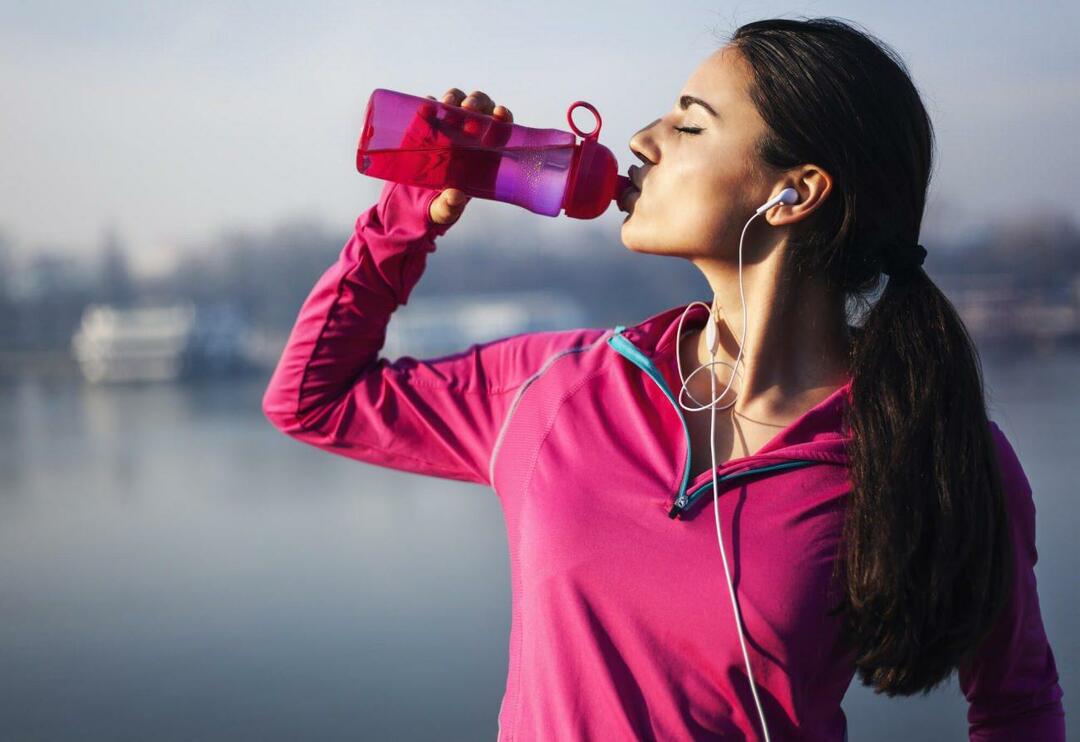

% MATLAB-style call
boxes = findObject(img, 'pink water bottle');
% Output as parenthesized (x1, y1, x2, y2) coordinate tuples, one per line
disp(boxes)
(356, 88, 634, 219)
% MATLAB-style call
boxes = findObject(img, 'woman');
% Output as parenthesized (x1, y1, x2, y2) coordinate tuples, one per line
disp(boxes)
(263, 17, 1065, 741)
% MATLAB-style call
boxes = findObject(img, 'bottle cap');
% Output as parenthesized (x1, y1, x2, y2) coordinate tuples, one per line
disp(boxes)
(562, 102, 620, 219)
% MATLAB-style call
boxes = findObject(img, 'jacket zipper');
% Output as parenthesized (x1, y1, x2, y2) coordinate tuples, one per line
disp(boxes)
(607, 326, 819, 520)
(674, 460, 818, 518)
(608, 327, 693, 511)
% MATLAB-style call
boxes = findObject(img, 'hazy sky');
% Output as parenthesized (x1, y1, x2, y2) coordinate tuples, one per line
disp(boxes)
(3, 0, 1078, 276)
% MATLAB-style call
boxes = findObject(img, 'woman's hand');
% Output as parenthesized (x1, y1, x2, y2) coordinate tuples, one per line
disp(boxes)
(426, 88, 514, 227)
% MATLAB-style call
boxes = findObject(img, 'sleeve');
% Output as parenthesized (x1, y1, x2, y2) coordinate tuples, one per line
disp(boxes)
(261, 178, 607, 487)
(957, 421, 1067, 741)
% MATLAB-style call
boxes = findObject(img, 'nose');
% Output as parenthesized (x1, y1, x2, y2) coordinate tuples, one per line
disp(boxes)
(628, 117, 661, 165)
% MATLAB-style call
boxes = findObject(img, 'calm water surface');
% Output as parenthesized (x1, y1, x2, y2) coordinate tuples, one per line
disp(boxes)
(0, 348, 1074, 740)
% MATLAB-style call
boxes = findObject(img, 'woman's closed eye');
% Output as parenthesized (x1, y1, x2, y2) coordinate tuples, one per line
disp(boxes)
(674, 126, 703, 135)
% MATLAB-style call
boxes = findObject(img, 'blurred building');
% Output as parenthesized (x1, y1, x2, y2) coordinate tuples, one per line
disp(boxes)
(937, 273, 1080, 351)
(383, 291, 589, 359)
(70, 301, 257, 383)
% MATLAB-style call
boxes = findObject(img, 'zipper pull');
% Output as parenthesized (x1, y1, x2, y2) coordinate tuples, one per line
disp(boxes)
(668, 493, 689, 519)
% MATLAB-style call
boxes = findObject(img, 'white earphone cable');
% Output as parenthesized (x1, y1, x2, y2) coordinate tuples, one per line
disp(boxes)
(675, 210, 772, 742)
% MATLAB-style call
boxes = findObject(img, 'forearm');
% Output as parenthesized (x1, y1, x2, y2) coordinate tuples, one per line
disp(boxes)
(262, 181, 449, 426)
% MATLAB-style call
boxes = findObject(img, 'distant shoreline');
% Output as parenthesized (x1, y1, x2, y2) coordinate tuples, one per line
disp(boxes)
(1, 336, 1077, 385)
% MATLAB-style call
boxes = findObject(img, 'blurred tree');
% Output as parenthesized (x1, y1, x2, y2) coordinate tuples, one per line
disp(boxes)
(97, 225, 135, 307)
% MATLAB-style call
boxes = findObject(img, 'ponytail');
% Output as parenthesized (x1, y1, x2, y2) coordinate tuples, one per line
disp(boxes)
(837, 265, 1012, 694)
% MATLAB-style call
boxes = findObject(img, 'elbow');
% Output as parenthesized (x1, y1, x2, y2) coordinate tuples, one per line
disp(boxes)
(260, 360, 320, 433)
(262, 384, 334, 437)
(261, 399, 290, 433)
(261, 383, 302, 433)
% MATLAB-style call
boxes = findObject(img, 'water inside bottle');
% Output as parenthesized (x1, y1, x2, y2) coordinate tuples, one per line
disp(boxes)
(358, 95, 581, 214)
(359, 143, 575, 201)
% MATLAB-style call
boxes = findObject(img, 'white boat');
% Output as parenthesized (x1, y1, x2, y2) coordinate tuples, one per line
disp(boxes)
(71, 303, 196, 383)
(70, 302, 254, 383)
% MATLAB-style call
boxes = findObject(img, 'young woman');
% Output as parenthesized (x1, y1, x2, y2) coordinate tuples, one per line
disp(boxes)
(262, 17, 1065, 741)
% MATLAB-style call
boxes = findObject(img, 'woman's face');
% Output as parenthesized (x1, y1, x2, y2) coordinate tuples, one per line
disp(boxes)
(620, 46, 774, 258)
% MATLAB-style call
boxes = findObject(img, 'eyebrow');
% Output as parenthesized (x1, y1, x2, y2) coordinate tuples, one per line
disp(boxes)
(679, 95, 720, 119)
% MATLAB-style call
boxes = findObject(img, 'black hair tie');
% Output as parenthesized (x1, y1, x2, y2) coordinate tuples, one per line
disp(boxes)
(883, 243, 927, 281)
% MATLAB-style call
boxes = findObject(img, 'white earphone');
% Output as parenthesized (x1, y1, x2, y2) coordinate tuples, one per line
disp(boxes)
(675, 186, 799, 742)
(756, 186, 799, 215)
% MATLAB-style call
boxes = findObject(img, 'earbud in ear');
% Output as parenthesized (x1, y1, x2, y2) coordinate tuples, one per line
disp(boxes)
(755, 187, 800, 215)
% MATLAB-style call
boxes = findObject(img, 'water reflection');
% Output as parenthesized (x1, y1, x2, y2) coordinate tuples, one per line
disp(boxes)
(0, 352, 1073, 740)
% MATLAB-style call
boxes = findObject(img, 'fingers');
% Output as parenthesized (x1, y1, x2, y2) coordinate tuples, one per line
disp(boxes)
(429, 88, 512, 122)
(441, 88, 467, 106)
(421, 86, 515, 227)
(461, 90, 495, 115)
(462, 92, 514, 123)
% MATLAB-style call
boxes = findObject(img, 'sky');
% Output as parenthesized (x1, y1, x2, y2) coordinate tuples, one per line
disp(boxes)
(2, 0, 1078, 277)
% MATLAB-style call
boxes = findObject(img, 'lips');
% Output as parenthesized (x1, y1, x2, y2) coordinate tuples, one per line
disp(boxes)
(616, 166, 646, 213)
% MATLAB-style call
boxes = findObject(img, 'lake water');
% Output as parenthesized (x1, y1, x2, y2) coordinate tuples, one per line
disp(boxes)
(1, 348, 1074, 740)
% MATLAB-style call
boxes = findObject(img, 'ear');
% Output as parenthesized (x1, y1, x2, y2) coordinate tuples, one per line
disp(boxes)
(766, 165, 832, 226)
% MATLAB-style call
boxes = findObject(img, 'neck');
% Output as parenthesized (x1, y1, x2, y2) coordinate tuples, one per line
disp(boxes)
(684, 246, 852, 419)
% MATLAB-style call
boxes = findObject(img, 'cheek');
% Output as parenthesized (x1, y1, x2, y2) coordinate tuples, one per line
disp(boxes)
(621, 153, 746, 252)
(624, 187, 728, 253)
(678, 199, 729, 250)
(658, 163, 723, 215)
(669, 176, 732, 237)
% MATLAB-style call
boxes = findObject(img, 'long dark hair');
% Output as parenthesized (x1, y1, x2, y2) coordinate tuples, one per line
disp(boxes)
(726, 17, 1012, 696)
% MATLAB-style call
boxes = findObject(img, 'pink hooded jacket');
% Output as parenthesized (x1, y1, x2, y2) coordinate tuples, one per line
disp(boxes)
(262, 180, 1066, 741)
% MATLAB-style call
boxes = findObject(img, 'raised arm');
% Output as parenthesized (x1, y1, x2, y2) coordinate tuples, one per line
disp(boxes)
(261, 178, 605, 486)
(957, 422, 1066, 740)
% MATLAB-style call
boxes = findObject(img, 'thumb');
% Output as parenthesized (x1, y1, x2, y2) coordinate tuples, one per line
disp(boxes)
(445, 188, 471, 207)
(430, 187, 472, 225)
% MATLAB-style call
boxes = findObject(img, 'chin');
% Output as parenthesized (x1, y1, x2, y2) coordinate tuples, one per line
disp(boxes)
(620, 233, 674, 257)
(620, 232, 703, 262)
(619, 222, 649, 253)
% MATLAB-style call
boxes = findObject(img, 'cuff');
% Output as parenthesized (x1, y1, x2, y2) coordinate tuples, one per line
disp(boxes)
(376, 179, 454, 242)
